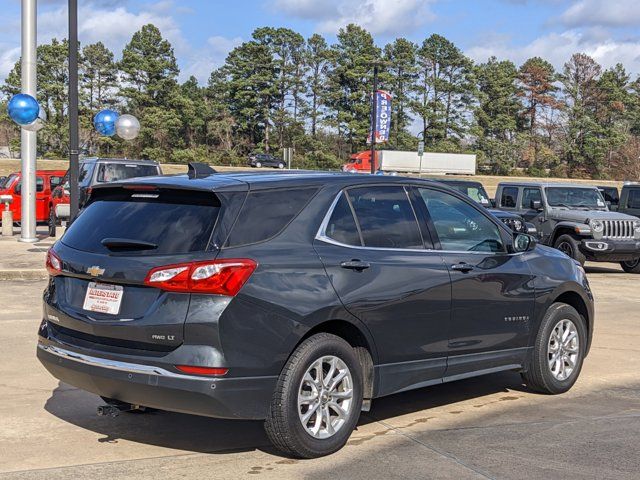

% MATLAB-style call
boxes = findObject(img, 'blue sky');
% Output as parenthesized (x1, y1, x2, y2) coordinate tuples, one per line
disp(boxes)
(1, 0, 640, 84)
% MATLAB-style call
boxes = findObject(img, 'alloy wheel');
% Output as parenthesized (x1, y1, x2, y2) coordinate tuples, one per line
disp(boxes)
(297, 355, 354, 439)
(548, 319, 580, 381)
(558, 241, 573, 258)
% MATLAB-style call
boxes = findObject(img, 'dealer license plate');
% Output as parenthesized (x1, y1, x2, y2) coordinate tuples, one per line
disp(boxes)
(82, 282, 123, 315)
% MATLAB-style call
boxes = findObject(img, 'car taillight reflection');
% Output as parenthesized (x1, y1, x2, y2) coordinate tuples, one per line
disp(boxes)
(144, 259, 257, 296)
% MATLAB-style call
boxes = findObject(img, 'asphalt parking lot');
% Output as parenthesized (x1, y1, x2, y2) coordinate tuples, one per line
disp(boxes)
(1, 264, 639, 479)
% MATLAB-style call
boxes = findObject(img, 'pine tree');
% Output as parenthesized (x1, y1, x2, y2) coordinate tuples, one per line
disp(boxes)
(304, 34, 330, 138)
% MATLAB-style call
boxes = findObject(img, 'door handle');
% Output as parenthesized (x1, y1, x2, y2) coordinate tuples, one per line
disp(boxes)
(340, 260, 371, 271)
(451, 262, 474, 272)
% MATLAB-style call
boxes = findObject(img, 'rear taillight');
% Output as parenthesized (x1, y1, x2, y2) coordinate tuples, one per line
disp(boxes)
(46, 249, 62, 276)
(144, 259, 257, 295)
(175, 365, 228, 376)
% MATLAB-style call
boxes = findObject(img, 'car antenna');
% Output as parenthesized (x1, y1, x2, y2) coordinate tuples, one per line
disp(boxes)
(188, 162, 217, 179)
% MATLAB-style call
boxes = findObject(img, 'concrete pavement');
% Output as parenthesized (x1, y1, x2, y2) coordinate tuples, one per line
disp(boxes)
(0, 264, 639, 479)
(0, 227, 50, 280)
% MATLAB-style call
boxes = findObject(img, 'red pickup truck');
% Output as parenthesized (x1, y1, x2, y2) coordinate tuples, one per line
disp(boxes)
(0, 170, 67, 227)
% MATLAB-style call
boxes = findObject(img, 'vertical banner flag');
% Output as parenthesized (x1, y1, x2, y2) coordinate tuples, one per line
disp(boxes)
(368, 90, 392, 144)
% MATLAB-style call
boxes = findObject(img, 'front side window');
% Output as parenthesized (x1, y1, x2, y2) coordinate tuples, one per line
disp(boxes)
(628, 189, 640, 209)
(500, 187, 519, 208)
(3, 174, 17, 189)
(521, 188, 542, 209)
(545, 187, 605, 209)
(347, 186, 423, 249)
(419, 188, 505, 253)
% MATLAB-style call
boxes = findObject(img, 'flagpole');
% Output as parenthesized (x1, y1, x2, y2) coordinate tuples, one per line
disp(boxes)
(369, 65, 378, 175)
(68, 0, 79, 219)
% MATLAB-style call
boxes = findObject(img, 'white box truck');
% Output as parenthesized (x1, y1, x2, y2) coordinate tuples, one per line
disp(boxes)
(342, 150, 476, 175)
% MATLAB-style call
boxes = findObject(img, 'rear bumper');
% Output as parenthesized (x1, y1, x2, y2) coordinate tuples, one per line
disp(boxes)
(37, 340, 276, 420)
(580, 239, 640, 261)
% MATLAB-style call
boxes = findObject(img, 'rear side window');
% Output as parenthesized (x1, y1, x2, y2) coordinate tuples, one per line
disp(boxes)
(225, 187, 318, 247)
(62, 189, 220, 255)
(500, 187, 519, 208)
(325, 193, 361, 246)
(628, 189, 640, 209)
(347, 186, 423, 249)
(95, 163, 159, 183)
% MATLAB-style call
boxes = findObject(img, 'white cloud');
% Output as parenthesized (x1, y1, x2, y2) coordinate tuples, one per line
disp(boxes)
(180, 36, 243, 83)
(559, 0, 640, 28)
(273, 0, 437, 36)
(0, 46, 21, 84)
(466, 29, 640, 75)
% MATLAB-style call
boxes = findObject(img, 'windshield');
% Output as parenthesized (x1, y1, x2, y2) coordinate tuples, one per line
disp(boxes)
(2, 174, 17, 190)
(95, 163, 160, 183)
(545, 187, 606, 209)
(449, 183, 490, 205)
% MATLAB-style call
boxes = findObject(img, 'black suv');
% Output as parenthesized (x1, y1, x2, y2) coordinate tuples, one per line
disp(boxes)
(248, 153, 285, 169)
(496, 182, 640, 272)
(436, 179, 536, 235)
(37, 172, 593, 458)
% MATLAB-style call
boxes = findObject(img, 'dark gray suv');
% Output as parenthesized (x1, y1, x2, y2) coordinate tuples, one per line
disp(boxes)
(37, 172, 594, 458)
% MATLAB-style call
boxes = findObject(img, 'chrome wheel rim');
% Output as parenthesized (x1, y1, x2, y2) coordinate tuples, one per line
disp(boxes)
(548, 319, 580, 381)
(298, 355, 353, 439)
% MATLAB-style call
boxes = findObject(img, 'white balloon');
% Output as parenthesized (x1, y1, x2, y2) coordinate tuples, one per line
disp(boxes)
(115, 114, 140, 140)
(22, 106, 47, 132)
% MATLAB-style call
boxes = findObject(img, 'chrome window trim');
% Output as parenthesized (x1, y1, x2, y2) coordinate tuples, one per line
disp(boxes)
(316, 188, 518, 256)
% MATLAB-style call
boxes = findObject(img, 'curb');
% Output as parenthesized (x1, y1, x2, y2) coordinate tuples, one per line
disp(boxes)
(0, 269, 49, 281)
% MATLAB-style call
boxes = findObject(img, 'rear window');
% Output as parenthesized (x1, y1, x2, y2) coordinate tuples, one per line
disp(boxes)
(95, 163, 159, 183)
(62, 189, 220, 255)
(225, 187, 318, 247)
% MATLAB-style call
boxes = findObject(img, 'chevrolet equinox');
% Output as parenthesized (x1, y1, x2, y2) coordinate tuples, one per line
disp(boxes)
(37, 171, 594, 458)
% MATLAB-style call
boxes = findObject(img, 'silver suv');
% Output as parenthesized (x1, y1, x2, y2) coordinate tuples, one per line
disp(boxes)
(495, 182, 640, 272)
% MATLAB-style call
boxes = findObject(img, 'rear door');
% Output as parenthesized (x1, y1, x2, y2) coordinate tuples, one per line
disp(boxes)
(415, 187, 535, 378)
(314, 185, 451, 396)
(35, 175, 48, 221)
(47, 186, 231, 352)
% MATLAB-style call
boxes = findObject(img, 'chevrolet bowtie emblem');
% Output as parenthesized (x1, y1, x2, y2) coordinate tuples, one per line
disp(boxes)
(87, 266, 105, 277)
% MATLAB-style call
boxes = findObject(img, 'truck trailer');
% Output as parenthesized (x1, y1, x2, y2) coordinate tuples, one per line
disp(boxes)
(342, 150, 476, 175)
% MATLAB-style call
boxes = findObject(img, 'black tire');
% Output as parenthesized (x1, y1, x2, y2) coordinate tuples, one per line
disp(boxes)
(554, 234, 586, 265)
(620, 259, 640, 273)
(278, 162, 285, 169)
(522, 303, 587, 394)
(48, 206, 57, 238)
(264, 333, 363, 458)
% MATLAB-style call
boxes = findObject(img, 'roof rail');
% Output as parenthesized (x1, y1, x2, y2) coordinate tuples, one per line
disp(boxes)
(188, 162, 217, 179)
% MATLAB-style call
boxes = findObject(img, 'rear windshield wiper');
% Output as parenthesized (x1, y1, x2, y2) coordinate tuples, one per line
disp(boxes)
(101, 238, 158, 251)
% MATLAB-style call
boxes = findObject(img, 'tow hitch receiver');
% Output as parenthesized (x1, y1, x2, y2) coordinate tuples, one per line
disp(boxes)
(97, 402, 145, 417)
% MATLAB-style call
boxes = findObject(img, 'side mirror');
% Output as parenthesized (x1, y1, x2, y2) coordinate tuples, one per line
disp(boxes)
(512, 233, 537, 253)
(531, 200, 542, 210)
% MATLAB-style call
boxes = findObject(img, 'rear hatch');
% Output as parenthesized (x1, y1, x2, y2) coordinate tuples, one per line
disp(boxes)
(45, 180, 246, 354)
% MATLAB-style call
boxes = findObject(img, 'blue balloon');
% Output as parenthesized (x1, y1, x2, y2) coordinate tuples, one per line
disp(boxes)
(7, 94, 40, 126)
(93, 109, 119, 136)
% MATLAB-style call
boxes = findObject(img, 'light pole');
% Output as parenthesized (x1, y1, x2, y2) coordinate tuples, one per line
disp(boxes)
(19, 0, 38, 242)
(68, 0, 79, 219)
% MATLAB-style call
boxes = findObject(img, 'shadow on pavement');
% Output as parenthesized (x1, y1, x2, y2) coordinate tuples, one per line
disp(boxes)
(43, 371, 526, 457)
